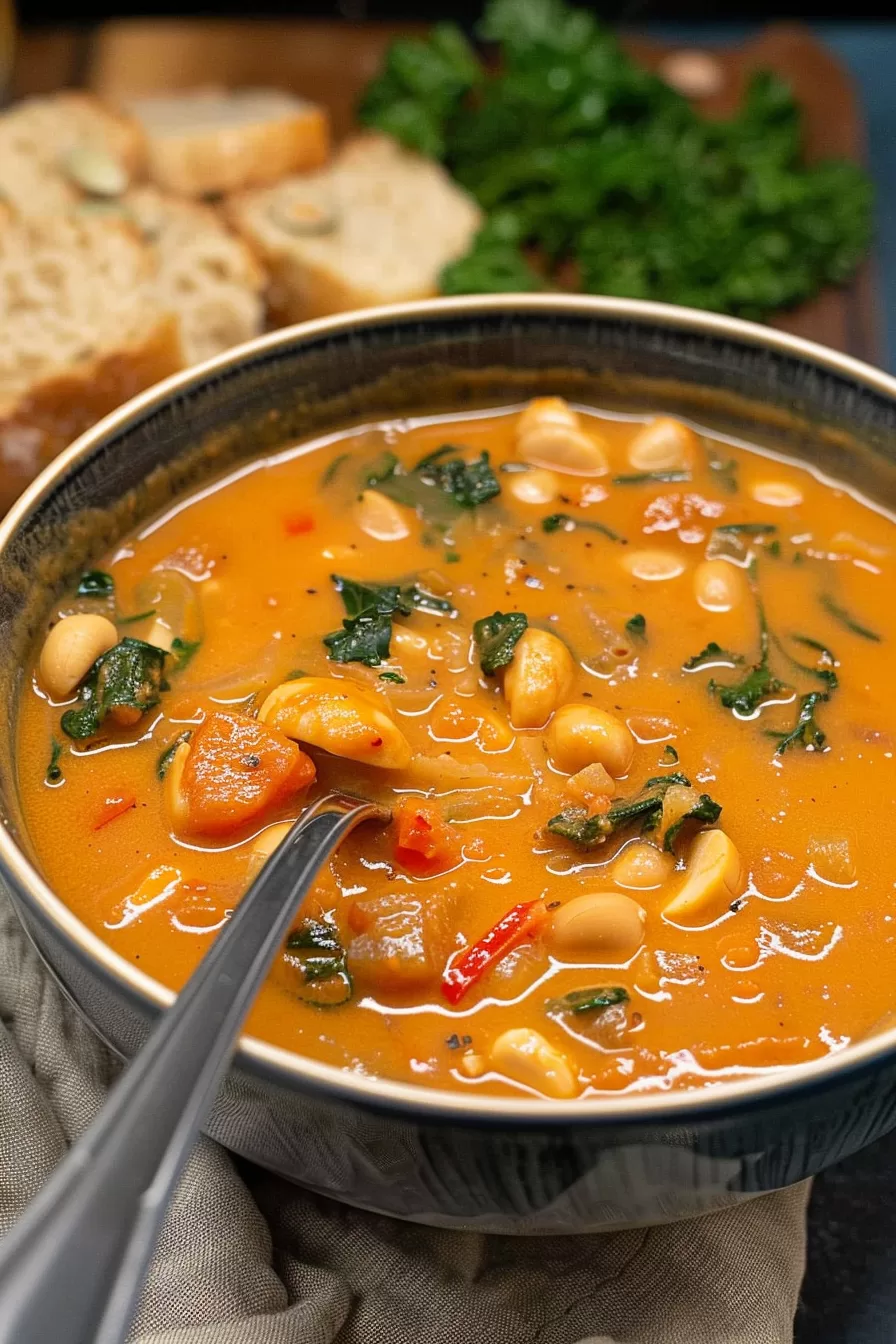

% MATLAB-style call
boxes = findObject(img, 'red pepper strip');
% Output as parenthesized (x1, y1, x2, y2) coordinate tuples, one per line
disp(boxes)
(441, 900, 547, 1006)
(284, 513, 315, 536)
(93, 794, 137, 830)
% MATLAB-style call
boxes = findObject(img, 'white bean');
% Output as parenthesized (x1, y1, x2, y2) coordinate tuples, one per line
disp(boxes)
(38, 614, 118, 700)
(549, 891, 646, 963)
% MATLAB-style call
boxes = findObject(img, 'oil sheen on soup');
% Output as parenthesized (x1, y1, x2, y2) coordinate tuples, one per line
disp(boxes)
(17, 398, 896, 1101)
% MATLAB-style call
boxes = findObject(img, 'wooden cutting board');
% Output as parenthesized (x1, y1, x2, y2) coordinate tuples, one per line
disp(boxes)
(11, 18, 881, 365)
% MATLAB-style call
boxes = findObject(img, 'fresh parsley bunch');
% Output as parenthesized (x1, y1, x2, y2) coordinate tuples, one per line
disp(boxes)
(358, 0, 873, 319)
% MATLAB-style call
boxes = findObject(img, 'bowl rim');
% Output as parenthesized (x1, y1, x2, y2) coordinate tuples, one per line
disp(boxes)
(4, 291, 896, 1127)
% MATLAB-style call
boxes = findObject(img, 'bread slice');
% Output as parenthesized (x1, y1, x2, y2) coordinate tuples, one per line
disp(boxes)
(0, 92, 145, 217)
(126, 187, 265, 365)
(227, 134, 483, 324)
(127, 89, 330, 198)
(0, 214, 183, 511)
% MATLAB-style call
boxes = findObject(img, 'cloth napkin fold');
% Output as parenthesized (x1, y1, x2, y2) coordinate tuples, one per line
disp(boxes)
(0, 888, 809, 1344)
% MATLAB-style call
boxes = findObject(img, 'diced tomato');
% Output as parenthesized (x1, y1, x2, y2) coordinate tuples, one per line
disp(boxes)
(180, 711, 315, 836)
(441, 900, 548, 1006)
(93, 794, 137, 830)
(393, 798, 461, 875)
(284, 513, 315, 536)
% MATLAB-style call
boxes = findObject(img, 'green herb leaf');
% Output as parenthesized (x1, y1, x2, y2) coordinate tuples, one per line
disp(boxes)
(714, 523, 778, 536)
(548, 772, 694, 850)
(170, 637, 201, 670)
(709, 661, 786, 717)
(324, 613, 393, 668)
(157, 730, 191, 780)
(682, 641, 743, 671)
(542, 512, 627, 543)
(285, 917, 353, 1007)
(77, 570, 114, 598)
(45, 739, 64, 784)
(379, 670, 407, 684)
(664, 793, 722, 852)
(661, 744, 679, 764)
(546, 986, 629, 1016)
(322, 451, 350, 486)
(360, 450, 400, 489)
(820, 593, 881, 643)
(419, 448, 502, 509)
(625, 613, 646, 641)
(767, 690, 829, 754)
(116, 608, 156, 625)
(285, 668, 307, 681)
(61, 638, 168, 740)
(473, 610, 528, 675)
(612, 470, 691, 485)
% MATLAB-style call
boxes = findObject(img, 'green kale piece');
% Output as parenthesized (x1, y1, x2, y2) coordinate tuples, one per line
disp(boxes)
(473, 610, 528, 675)
(61, 638, 168, 740)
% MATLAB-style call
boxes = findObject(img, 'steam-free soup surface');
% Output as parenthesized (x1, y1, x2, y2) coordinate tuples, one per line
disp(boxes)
(17, 400, 896, 1100)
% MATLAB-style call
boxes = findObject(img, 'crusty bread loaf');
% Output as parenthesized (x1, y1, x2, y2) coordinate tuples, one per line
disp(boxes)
(127, 89, 330, 198)
(0, 92, 146, 217)
(227, 133, 482, 324)
(126, 187, 265, 365)
(0, 214, 182, 511)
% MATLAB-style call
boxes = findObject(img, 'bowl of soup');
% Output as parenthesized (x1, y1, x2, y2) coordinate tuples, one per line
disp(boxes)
(2, 295, 896, 1233)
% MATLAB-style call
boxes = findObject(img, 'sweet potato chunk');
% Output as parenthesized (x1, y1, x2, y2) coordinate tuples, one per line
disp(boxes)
(180, 710, 315, 836)
(347, 889, 457, 994)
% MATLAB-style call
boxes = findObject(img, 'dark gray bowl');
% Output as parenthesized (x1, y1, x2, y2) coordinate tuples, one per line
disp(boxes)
(2, 295, 896, 1234)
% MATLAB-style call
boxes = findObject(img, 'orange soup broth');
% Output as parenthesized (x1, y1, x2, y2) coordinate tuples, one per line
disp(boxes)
(17, 404, 896, 1100)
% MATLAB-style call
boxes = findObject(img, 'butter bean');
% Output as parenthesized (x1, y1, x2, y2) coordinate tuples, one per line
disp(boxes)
(490, 1027, 578, 1099)
(549, 892, 646, 963)
(39, 614, 118, 700)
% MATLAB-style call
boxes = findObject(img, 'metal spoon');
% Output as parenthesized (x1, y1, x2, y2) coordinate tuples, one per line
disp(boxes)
(0, 792, 389, 1344)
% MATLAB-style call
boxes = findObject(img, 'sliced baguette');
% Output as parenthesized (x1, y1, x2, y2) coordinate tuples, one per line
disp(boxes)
(0, 92, 145, 217)
(227, 133, 482, 323)
(127, 89, 330, 198)
(0, 214, 183, 510)
(126, 188, 265, 365)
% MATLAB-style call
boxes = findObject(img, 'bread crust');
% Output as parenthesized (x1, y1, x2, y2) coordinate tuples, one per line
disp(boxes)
(143, 103, 330, 198)
(0, 313, 183, 513)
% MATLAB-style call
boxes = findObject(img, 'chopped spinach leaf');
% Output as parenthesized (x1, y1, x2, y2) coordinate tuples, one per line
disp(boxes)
(682, 641, 743, 671)
(625, 613, 646, 641)
(767, 539, 782, 558)
(547, 773, 694, 850)
(326, 574, 456, 668)
(546, 986, 629, 1016)
(708, 594, 786, 716)
(664, 793, 722, 852)
(421, 449, 501, 509)
(321, 452, 350, 486)
(820, 593, 881, 643)
(360, 450, 400, 489)
(157, 730, 191, 780)
(612, 470, 691, 486)
(772, 632, 839, 692)
(285, 668, 307, 680)
(77, 570, 114, 598)
(714, 523, 777, 536)
(473, 610, 528, 675)
(324, 613, 392, 668)
(170, 637, 201, 670)
(541, 512, 626, 543)
(379, 670, 407, 684)
(116, 608, 156, 625)
(61, 637, 168, 740)
(444, 550, 461, 563)
(661, 744, 679, 764)
(767, 690, 829, 754)
(45, 739, 64, 784)
(285, 917, 353, 1007)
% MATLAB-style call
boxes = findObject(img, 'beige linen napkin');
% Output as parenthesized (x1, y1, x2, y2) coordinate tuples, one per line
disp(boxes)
(0, 889, 809, 1344)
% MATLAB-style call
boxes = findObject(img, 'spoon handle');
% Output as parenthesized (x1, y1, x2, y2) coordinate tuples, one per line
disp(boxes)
(0, 795, 386, 1344)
